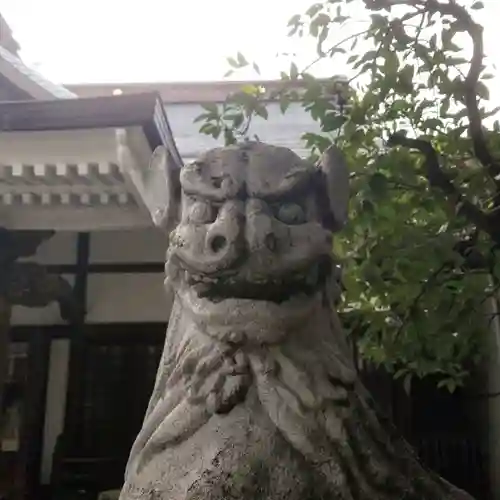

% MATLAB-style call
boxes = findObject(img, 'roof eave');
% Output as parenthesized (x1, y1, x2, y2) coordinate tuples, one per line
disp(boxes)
(0, 46, 77, 100)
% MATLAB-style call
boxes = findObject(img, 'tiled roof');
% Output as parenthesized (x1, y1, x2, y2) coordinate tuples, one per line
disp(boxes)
(0, 13, 19, 55)
(0, 46, 77, 100)
(66, 79, 336, 103)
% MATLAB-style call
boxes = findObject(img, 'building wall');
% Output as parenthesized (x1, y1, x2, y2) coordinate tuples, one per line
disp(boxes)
(12, 228, 171, 483)
(12, 229, 170, 327)
(68, 81, 323, 160)
(165, 101, 320, 161)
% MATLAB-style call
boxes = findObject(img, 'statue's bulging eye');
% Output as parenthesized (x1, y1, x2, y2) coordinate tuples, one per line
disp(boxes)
(276, 203, 306, 225)
(189, 201, 216, 224)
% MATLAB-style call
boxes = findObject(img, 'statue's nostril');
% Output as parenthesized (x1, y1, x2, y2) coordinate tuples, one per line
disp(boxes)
(209, 235, 227, 253)
(264, 233, 277, 252)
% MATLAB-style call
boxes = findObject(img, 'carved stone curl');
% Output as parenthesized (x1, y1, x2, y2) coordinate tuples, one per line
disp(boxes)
(120, 142, 474, 500)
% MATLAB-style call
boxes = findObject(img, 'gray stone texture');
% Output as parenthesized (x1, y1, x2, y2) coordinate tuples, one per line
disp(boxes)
(120, 142, 474, 499)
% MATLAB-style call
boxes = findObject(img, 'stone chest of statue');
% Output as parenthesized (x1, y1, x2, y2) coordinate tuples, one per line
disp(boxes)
(119, 141, 473, 500)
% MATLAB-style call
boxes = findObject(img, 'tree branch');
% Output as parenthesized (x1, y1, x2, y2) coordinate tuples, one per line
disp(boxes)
(369, 0, 500, 182)
(429, 0, 500, 181)
(387, 133, 499, 242)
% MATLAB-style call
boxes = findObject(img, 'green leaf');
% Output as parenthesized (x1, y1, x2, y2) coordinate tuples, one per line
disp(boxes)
(437, 378, 458, 392)
(287, 14, 301, 26)
(383, 50, 399, 75)
(476, 81, 490, 100)
(199, 123, 221, 139)
(394, 368, 409, 380)
(290, 62, 299, 80)
(306, 3, 323, 17)
(370, 14, 388, 29)
(236, 52, 248, 67)
(368, 172, 388, 197)
(441, 29, 461, 52)
(398, 65, 414, 91)
(361, 199, 375, 214)
(353, 50, 378, 69)
(279, 93, 291, 114)
(193, 112, 211, 124)
(254, 103, 269, 119)
(471, 1, 484, 9)
(422, 118, 442, 130)
(314, 12, 330, 26)
(241, 84, 261, 96)
(229, 113, 244, 128)
(200, 103, 219, 115)
(302, 132, 332, 152)
(322, 113, 345, 132)
(223, 127, 237, 145)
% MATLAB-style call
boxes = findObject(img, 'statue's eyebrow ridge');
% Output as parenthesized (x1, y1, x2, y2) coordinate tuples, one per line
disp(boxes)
(249, 166, 315, 201)
(180, 167, 239, 201)
(179, 160, 314, 202)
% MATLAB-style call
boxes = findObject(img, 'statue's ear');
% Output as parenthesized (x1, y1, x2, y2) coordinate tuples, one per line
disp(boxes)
(146, 146, 181, 231)
(117, 129, 181, 232)
(316, 145, 350, 232)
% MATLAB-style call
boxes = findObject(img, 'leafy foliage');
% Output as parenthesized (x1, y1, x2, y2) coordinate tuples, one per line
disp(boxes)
(195, 0, 500, 391)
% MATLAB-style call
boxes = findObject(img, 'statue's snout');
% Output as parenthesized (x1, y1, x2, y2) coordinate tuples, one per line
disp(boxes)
(197, 198, 280, 273)
(199, 200, 244, 270)
(245, 199, 278, 254)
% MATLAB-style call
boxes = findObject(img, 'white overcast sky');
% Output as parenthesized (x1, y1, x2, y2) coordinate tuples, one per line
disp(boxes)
(1, 0, 500, 103)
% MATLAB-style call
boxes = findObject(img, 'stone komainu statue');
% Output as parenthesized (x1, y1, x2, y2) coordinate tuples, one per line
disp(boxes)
(119, 141, 473, 499)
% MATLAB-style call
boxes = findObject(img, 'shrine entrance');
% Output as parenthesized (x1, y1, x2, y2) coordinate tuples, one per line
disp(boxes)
(0, 330, 50, 500)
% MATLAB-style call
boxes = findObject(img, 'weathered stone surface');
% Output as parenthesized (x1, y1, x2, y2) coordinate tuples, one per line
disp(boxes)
(120, 142, 474, 499)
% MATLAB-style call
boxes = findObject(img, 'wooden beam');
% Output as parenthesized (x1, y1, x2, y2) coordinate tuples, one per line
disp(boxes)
(62, 232, 90, 449)
(44, 262, 165, 274)
(18, 329, 51, 499)
(10, 323, 166, 343)
(65, 79, 333, 103)
(0, 93, 169, 151)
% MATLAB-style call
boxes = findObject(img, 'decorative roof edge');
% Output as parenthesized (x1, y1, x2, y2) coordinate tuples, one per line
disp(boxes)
(0, 46, 77, 100)
(66, 77, 348, 104)
(0, 92, 183, 164)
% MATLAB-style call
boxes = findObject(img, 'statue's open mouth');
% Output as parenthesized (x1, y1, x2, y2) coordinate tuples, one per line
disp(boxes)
(183, 258, 331, 304)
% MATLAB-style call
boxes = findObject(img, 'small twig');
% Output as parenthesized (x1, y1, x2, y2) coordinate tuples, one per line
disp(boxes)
(413, 9, 426, 48)
(302, 29, 372, 74)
